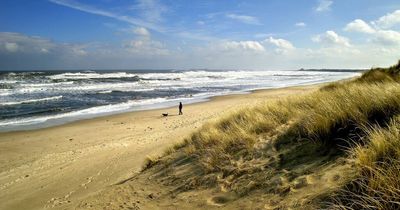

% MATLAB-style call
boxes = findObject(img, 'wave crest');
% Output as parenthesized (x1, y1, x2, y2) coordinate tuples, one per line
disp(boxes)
(0, 96, 63, 106)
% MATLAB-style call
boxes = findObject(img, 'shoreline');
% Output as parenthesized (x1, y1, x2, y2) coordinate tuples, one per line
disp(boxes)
(0, 83, 322, 210)
(0, 79, 338, 134)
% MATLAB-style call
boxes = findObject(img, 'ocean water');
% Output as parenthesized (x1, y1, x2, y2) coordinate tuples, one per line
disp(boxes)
(0, 70, 361, 132)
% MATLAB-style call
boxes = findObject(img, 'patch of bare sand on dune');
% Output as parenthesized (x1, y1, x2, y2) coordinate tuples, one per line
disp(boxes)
(77, 154, 355, 210)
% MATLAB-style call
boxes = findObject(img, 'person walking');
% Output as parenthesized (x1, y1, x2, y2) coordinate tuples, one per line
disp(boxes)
(179, 102, 183, 115)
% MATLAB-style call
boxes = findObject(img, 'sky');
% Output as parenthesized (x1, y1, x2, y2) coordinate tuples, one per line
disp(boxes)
(1, 0, 400, 70)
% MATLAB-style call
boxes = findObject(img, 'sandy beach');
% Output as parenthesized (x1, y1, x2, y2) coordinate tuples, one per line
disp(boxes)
(0, 84, 319, 210)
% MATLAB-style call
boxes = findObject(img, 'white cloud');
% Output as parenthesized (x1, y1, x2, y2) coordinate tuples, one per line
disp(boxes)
(265, 37, 295, 53)
(375, 30, 400, 45)
(4, 42, 19, 52)
(226, 14, 261, 25)
(315, 0, 333, 12)
(344, 15, 400, 46)
(372, 10, 400, 29)
(40, 48, 49, 53)
(133, 27, 150, 36)
(124, 38, 169, 55)
(71, 45, 88, 56)
(312, 31, 351, 47)
(220, 41, 265, 52)
(0, 32, 89, 56)
(0, 32, 95, 69)
(295, 22, 306, 27)
(0, 32, 53, 54)
(344, 19, 376, 34)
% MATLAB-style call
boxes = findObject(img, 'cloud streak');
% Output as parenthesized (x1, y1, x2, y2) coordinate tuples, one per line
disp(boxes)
(49, 0, 217, 42)
(295, 22, 306, 27)
(130, 0, 168, 23)
(133, 27, 151, 36)
(315, 0, 333, 12)
(226, 13, 262, 25)
(48, 0, 165, 32)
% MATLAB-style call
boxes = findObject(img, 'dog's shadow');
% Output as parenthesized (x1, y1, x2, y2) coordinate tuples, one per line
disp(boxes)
(157, 113, 179, 119)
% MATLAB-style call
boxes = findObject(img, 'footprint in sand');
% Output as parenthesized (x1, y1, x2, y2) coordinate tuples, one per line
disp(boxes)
(81, 176, 93, 189)
(207, 193, 235, 206)
(46, 191, 74, 208)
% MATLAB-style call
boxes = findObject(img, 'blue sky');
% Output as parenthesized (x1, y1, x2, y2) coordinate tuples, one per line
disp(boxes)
(1, 0, 400, 70)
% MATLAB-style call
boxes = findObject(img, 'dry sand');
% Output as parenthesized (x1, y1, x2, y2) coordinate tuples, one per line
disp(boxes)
(0, 84, 319, 210)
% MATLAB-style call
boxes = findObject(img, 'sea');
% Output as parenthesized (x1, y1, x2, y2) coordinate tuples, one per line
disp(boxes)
(0, 69, 361, 132)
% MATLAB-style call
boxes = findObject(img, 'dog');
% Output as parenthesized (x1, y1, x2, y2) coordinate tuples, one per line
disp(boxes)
(162, 113, 168, 117)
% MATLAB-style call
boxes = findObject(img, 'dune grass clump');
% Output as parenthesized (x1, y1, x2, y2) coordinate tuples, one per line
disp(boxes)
(322, 60, 400, 90)
(298, 83, 400, 144)
(142, 156, 161, 171)
(176, 103, 291, 173)
(356, 60, 400, 83)
(332, 116, 400, 209)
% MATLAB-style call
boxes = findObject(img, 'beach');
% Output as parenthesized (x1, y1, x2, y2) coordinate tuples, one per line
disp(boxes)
(0, 84, 318, 210)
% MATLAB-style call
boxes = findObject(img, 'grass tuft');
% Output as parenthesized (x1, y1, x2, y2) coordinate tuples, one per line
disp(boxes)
(142, 155, 160, 171)
(332, 116, 400, 209)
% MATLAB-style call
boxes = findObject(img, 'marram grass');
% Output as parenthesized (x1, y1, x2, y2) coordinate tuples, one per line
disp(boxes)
(332, 116, 400, 209)
(144, 61, 400, 209)
(177, 82, 400, 173)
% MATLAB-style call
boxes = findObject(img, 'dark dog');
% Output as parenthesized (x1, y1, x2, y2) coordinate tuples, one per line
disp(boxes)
(162, 113, 168, 117)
